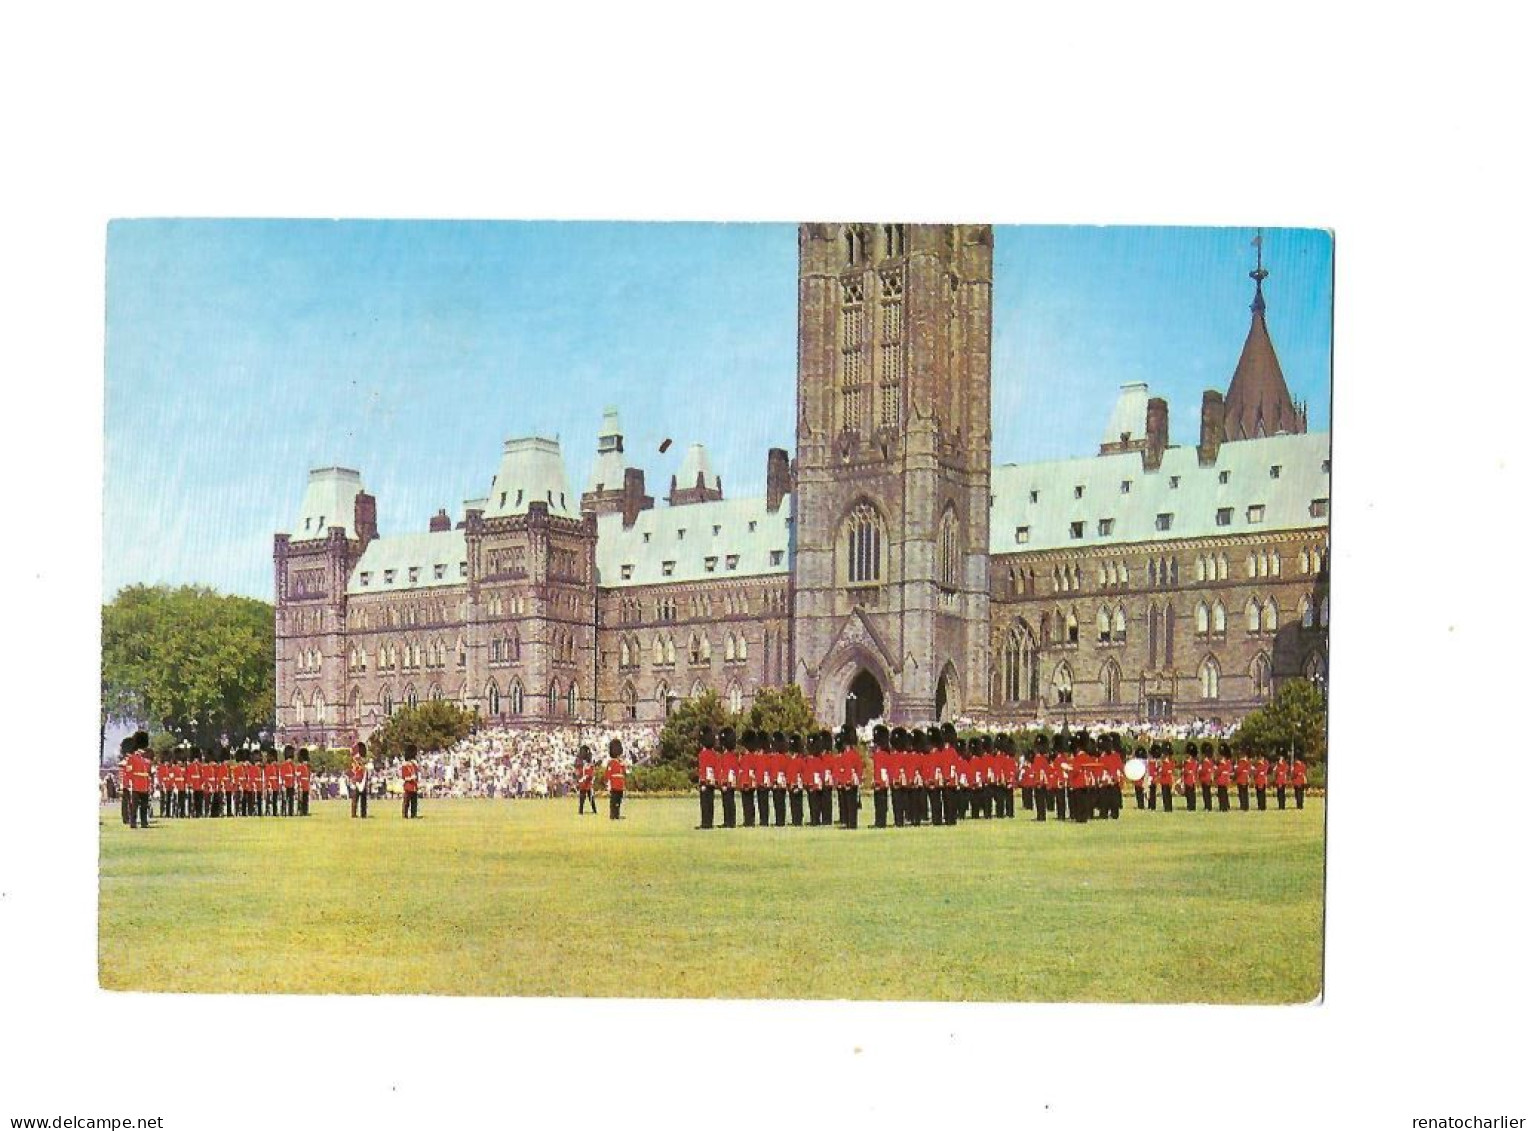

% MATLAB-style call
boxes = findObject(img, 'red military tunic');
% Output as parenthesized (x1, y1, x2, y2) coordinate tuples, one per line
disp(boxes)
(401, 759, 419, 795)
(605, 757, 626, 792)
(264, 760, 281, 791)
(578, 761, 596, 790)
(279, 757, 296, 788)
(1181, 758, 1199, 788)
(1275, 760, 1291, 788)
(1198, 757, 1216, 786)
(296, 761, 310, 793)
(1157, 757, 1175, 788)
(1216, 758, 1233, 787)
(1292, 762, 1308, 788)
(1254, 759, 1270, 789)
(697, 746, 718, 788)
(717, 748, 738, 788)
(127, 752, 152, 794)
(188, 759, 204, 792)
(1235, 758, 1253, 787)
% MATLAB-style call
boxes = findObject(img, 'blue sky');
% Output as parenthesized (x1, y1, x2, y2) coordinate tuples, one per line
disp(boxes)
(104, 222, 1332, 602)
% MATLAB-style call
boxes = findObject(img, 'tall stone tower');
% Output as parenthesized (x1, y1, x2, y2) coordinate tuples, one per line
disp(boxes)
(791, 223, 993, 726)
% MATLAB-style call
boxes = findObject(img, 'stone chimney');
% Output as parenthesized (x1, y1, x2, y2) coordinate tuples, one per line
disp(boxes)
(353, 492, 378, 547)
(429, 508, 451, 533)
(1198, 390, 1225, 467)
(621, 467, 654, 528)
(1144, 397, 1169, 471)
(766, 448, 792, 512)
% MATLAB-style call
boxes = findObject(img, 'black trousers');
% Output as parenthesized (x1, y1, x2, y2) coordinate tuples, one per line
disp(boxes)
(927, 788, 943, 825)
(947, 789, 960, 825)
(266, 789, 279, 816)
(1238, 785, 1250, 810)
(1054, 789, 1068, 820)
(892, 786, 906, 826)
(1184, 786, 1197, 811)
(1295, 786, 1306, 810)
(721, 788, 737, 827)
(758, 787, 772, 826)
(402, 792, 419, 818)
(1257, 787, 1267, 810)
(1004, 786, 1016, 818)
(285, 786, 296, 816)
(579, 787, 597, 813)
(789, 790, 804, 826)
(177, 789, 188, 818)
(699, 786, 715, 829)
(1022, 786, 1035, 812)
(841, 787, 859, 828)
(351, 788, 368, 818)
(1134, 785, 1146, 810)
(609, 789, 623, 819)
(1217, 785, 1230, 812)
(298, 789, 309, 817)
(741, 788, 756, 826)
(1160, 784, 1173, 812)
(131, 790, 150, 828)
(1109, 787, 1122, 820)
(245, 789, 258, 816)
(772, 788, 787, 826)
(1201, 783, 1213, 811)
(1277, 787, 1287, 810)
(874, 788, 888, 827)
(1034, 790, 1048, 821)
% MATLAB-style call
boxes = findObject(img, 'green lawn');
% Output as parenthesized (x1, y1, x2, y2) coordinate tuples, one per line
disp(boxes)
(99, 794, 1324, 1003)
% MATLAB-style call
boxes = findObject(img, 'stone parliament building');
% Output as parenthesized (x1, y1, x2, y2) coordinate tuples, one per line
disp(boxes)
(274, 224, 1330, 747)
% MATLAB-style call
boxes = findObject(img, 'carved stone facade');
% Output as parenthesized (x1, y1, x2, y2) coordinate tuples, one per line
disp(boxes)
(274, 222, 1329, 746)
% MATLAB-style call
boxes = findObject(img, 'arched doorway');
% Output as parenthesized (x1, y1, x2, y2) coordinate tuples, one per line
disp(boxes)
(845, 669, 885, 728)
(935, 662, 960, 722)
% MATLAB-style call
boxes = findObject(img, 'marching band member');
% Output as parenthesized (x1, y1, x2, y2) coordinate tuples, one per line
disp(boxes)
(1155, 743, 1174, 812)
(576, 747, 598, 815)
(1101, 735, 1124, 821)
(1132, 745, 1149, 810)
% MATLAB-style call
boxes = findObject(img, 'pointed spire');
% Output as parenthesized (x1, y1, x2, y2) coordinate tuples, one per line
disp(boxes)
(1223, 229, 1303, 441)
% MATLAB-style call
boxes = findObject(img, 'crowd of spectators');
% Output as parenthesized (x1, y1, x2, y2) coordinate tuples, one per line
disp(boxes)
(388, 723, 659, 799)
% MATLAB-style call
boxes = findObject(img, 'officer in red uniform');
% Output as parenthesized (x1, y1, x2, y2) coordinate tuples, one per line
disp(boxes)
(1050, 733, 1071, 821)
(1215, 743, 1234, 812)
(697, 727, 718, 830)
(206, 750, 223, 818)
(1274, 747, 1291, 810)
(1198, 743, 1216, 812)
(754, 729, 773, 828)
(1131, 744, 1149, 810)
(1292, 749, 1309, 810)
(576, 746, 598, 814)
(1254, 750, 1270, 811)
(888, 728, 907, 827)
(1181, 743, 1199, 811)
(869, 725, 891, 828)
(718, 727, 739, 828)
(1235, 743, 1254, 811)
(153, 753, 170, 819)
(904, 730, 925, 826)
(921, 726, 943, 827)
(605, 738, 626, 820)
(1068, 735, 1093, 824)
(349, 742, 370, 818)
(400, 743, 420, 819)
(188, 749, 205, 819)
(127, 731, 153, 828)
(803, 731, 824, 827)
(278, 745, 296, 817)
(296, 748, 312, 816)
(264, 748, 282, 816)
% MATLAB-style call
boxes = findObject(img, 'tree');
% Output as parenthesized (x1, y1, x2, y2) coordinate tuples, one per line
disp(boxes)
(655, 689, 737, 772)
(101, 585, 275, 748)
(1234, 679, 1327, 761)
(367, 701, 478, 762)
(744, 685, 818, 736)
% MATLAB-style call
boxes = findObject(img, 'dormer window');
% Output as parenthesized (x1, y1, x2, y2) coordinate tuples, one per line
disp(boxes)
(662, 561, 676, 577)
(1270, 465, 1282, 479)
(1120, 480, 1131, 494)
(1218, 471, 1230, 485)
(677, 529, 686, 541)
(360, 572, 372, 586)
(499, 493, 507, 507)
(712, 525, 721, 536)
(726, 554, 740, 570)
(748, 521, 757, 532)
(1015, 526, 1030, 545)
(1074, 485, 1084, 499)
(704, 556, 718, 573)
(1097, 519, 1114, 537)
(515, 489, 523, 506)
(1069, 521, 1085, 540)
(1310, 498, 1329, 518)
(1216, 507, 1233, 527)
(408, 567, 420, 584)
(621, 564, 634, 580)
(769, 550, 784, 566)
(643, 533, 651, 543)
(1169, 476, 1180, 489)
(384, 569, 396, 584)
(433, 564, 446, 580)
(1029, 490, 1039, 504)
(1247, 504, 1266, 523)
(459, 561, 468, 577)
(1155, 513, 1172, 532)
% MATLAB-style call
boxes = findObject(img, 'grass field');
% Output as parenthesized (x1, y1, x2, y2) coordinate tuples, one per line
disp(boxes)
(99, 794, 1324, 1002)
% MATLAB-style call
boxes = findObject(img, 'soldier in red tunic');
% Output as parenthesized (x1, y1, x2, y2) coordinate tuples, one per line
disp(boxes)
(1254, 750, 1270, 811)
(400, 744, 420, 819)
(1155, 742, 1175, 812)
(718, 727, 739, 829)
(263, 747, 282, 816)
(870, 725, 891, 829)
(769, 731, 788, 827)
(296, 748, 312, 816)
(1274, 747, 1291, 810)
(1215, 743, 1234, 812)
(188, 749, 205, 819)
(1198, 743, 1216, 812)
(696, 727, 718, 830)
(127, 731, 153, 829)
(576, 746, 598, 815)
(738, 730, 758, 828)
(836, 724, 860, 829)
(348, 742, 370, 819)
(280, 745, 297, 817)
(605, 738, 626, 820)
(1235, 743, 1254, 811)
(1292, 749, 1309, 810)
(803, 731, 824, 827)
(1101, 735, 1125, 821)
(153, 753, 170, 819)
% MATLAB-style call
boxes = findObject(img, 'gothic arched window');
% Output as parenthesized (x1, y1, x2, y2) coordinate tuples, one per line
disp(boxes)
(845, 503, 882, 584)
(1100, 660, 1122, 704)
(487, 681, 500, 717)
(1199, 657, 1220, 700)
(1252, 653, 1273, 699)
(938, 508, 959, 588)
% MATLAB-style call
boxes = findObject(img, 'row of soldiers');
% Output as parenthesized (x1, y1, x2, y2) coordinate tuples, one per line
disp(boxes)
(1131, 740, 1309, 812)
(694, 724, 1310, 830)
(115, 732, 316, 826)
